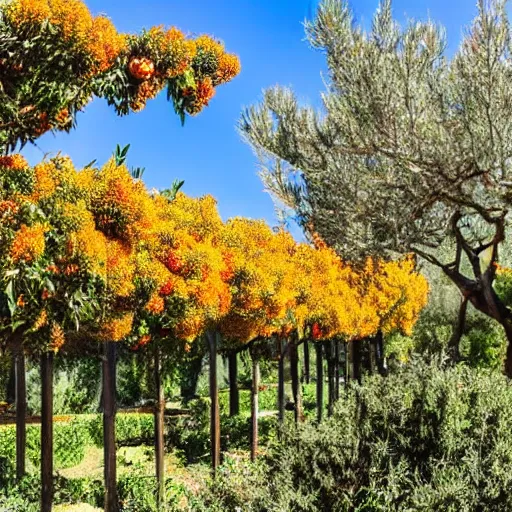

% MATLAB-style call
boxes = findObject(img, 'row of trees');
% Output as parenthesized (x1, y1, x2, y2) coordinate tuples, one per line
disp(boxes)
(0, 150, 429, 510)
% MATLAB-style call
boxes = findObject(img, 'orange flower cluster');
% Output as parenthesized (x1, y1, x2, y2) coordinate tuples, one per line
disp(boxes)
(10, 223, 47, 263)
(6, 0, 126, 73)
(0, 154, 28, 170)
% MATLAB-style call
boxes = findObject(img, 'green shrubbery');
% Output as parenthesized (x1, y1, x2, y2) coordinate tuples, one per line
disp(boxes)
(193, 358, 512, 511)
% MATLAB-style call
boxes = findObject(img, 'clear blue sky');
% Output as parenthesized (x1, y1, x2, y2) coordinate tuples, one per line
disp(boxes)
(22, 0, 477, 229)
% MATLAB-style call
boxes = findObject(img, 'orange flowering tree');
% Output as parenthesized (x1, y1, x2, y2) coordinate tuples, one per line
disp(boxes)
(0, 0, 241, 151)
(0, 154, 106, 352)
(218, 218, 296, 455)
(0, 154, 109, 490)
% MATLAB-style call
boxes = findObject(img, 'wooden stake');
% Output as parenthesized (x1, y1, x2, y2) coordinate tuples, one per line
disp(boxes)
(154, 345, 165, 509)
(41, 352, 53, 512)
(207, 331, 220, 472)
(15, 349, 26, 481)
(103, 342, 118, 512)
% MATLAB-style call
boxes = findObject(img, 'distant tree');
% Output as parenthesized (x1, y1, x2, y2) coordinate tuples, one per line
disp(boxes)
(240, 0, 512, 376)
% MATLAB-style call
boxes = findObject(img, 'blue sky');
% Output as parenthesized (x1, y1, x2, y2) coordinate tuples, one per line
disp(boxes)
(23, 0, 477, 229)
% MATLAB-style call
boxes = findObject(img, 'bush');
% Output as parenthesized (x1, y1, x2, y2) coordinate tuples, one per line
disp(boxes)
(0, 419, 89, 478)
(86, 413, 154, 447)
(194, 359, 512, 511)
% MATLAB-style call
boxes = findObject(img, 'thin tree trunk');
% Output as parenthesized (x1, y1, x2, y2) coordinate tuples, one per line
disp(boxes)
(345, 342, 350, 389)
(353, 339, 362, 384)
(315, 342, 323, 423)
(326, 341, 335, 417)
(250, 356, 259, 462)
(334, 340, 340, 400)
(278, 339, 285, 426)
(228, 351, 239, 417)
(303, 339, 310, 384)
(103, 342, 118, 512)
(375, 331, 387, 376)
(368, 338, 375, 375)
(154, 345, 165, 509)
(15, 350, 26, 481)
(449, 296, 468, 362)
(41, 352, 53, 512)
(289, 340, 303, 423)
(207, 331, 220, 472)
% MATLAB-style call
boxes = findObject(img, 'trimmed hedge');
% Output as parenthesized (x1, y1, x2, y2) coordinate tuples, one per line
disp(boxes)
(0, 419, 88, 471)
(86, 413, 153, 447)
(0, 412, 154, 486)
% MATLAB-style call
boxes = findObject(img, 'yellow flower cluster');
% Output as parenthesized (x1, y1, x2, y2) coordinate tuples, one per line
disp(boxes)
(6, 0, 126, 73)
(100, 313, 134, 342)
(10, 223, 47, 263)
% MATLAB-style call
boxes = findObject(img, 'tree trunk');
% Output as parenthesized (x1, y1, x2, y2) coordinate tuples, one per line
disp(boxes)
(207, 331, 220, 472)
(353, 339, 362, 384)
(278, 339, 285, 426)
(15, 350, 26, 481)
(250, 356, 259, 461)
(334, 340, 340, 400)
(289, 340, 303, 423)
(344, 341, 350, 388)
(375, 331, 387, 376)
(448, 296, 468, 362)
(154, 345, 165, 509)
(228, 351, 239, 417)
(41, 352, 53, 512)
(103, 342, 118, 512)
(315, 342, 323, 423)
(368, 338, 375, 376)
(303, 339, 310, 384)
(325, 341, 335, 417)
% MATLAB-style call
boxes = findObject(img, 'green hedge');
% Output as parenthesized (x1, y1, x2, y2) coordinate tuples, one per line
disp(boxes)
(0, 419, 88, 471)
(86, 413, 153, 447)
(0, 412, 154, 486)
(1, 473, 187, 512)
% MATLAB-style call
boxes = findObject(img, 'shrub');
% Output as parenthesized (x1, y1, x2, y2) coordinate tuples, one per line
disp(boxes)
(86, 413, 153, 447)
(0, 419, 89, 478)
(194, 359, 512, 511)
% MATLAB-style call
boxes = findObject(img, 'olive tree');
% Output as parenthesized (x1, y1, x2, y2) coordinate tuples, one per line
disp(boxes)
(240, 0, 512, 375)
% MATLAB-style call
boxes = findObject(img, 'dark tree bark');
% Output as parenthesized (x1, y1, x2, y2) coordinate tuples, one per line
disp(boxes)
(315, 342, 323, 423)
(207, 331, 220, 472)
(344, 341, 350, 388)
(375, 331, 387, 376)
(289, 340, 303, 423)
(103, 342, 118, 512)
(448, 296, 468, 362)
(228, 351, 239, 417)
(154, 345, 165, 509)
(41, 352, 53, 512)
(334, 340, 340, 400)
(352, 339, 362, 384)
(278, 339, 286, 426)
(368, 338, 375, 376)
(15, 349, 26, 481)
(325, 341, 335, 417)
(303, 339, 310, 384)
(250, 355, 259, 461)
